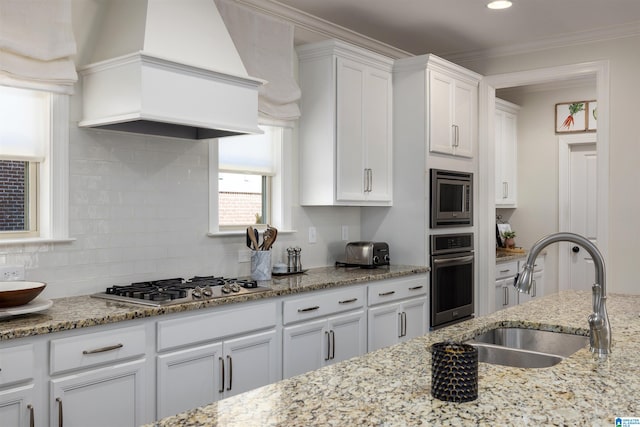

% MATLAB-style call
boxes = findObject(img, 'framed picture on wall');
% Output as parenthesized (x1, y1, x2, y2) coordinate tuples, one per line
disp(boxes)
(587, 101, 598, 131)
(555, 101, 587, 133)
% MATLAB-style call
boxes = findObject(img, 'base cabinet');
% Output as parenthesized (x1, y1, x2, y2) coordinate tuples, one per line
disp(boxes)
(494, 256, 545, 312)
(156, 329, 278, 419)
(50, 359, 146, 427)
(367, 297, 427, 352)
(0, 385, 35, 427)
(282, 310, 366, 379)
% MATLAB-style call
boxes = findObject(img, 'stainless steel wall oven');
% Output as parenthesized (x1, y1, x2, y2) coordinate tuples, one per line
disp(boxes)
(430, 233, 474, 329)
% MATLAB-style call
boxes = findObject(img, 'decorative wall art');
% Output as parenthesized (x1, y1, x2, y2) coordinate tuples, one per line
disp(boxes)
(555, 100, 597, 134)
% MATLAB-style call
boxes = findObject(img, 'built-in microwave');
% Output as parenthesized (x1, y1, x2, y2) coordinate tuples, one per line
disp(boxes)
(430, 169, 473, 228)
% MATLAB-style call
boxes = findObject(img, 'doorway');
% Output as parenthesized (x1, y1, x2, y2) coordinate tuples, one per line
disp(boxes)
(559, 134, 597, 290)
(477, 61, 610, 315)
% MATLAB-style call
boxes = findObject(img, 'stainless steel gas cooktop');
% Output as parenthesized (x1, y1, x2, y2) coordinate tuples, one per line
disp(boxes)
(91, 276, 271, 307)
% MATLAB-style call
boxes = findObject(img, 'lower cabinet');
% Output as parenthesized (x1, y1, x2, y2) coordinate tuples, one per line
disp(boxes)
(282, 310, 366, 378)
(368, 297, 427, 352)
(49, 359, 146, 427)
(0, 343, 36, 427)
(367, 276, 428, 352)
(156, 329, 278, 419)
(494, 255, 545, 312)
(155, 300, 279, 419)
(0, 384, 36, 427)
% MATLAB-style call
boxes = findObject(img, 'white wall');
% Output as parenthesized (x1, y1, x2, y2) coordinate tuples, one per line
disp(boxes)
(462, 35, 640, 294)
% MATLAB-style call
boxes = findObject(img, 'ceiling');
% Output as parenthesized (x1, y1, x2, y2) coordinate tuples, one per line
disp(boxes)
(274, 0, 640, 59)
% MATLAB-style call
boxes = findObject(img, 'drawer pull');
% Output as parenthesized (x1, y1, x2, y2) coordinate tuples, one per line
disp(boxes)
(338, 298, 357, 304)
(82, 343, 123, 355)
(500, 269, 510, 273)
(298, 306, 320, 313)
(378, 291, 395, 296)
(408, 286, 423, 291)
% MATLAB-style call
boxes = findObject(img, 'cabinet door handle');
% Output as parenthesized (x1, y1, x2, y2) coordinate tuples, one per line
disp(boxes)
(331, 330, 336, 360)
(218, 357, 225, 393)
(324, 331, 331, 361)
(408, 285, 423, 291)
(504, 287, 509, 306)
(338, 298, 357, 304)
(451, 124, 459, 147)
(82, 343, 123, 355)
(27, 404, 34, 427)
(503, 182, 508, 199)
(378, 291, 395, 297)
(56, 398, 63, 427)
(368, 168, 373, 192)
(532, 281, 537, 297)
(226, 355, 233, 391)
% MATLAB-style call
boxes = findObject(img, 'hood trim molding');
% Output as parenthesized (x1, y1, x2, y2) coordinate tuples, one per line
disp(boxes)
(78, 52, 263, 139)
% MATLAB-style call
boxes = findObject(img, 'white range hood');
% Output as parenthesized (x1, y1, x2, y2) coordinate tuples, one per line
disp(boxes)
(78, 0, 263, 139)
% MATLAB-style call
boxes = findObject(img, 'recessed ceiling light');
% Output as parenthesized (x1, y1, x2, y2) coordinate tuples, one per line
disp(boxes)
(487, 0, 513, 9)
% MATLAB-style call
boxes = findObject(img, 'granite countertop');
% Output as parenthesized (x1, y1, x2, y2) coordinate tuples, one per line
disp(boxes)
(149, 290, 640, 426)
(0, 265, 428, 341)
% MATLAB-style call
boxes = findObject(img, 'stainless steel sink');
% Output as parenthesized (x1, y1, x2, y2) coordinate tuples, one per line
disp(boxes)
(466, 327, 589, 368)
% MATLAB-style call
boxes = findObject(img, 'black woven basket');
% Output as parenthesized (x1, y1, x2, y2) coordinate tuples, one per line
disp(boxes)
(431, 342, 478, 402)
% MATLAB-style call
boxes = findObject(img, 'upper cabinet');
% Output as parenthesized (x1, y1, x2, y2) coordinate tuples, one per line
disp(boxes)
(495, 98, 520, 207)
(428, 68, 478, 158)
(297, 40, 393, 206)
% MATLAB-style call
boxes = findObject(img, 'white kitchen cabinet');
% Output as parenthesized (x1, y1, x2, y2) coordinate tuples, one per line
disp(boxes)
(283, 310, 366, 378)
(428, 65, 479, 158)
(494, 256, 545, 311)
(0, 342, 37, 427)
(518, 255, 545, 304)
(48, 325, 149, 427)
(155, 300, 279, 419)
(297, 39, 393, 206)
(156, 329, 278, 419)
(367, 276, 428, 352)
(50, 359, 146, 427)
(495, 98, 520, 207)
(282, 285, 367, 379)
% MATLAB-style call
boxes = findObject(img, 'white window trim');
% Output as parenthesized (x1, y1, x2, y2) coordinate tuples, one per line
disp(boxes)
(0, 94, 74, 246)
(208, 126, 295, 237)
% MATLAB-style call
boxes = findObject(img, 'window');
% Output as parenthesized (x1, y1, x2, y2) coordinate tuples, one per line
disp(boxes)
(0, 85, 70, 243)
(0, 86, 48, 238)
(209, 125, 292, 234)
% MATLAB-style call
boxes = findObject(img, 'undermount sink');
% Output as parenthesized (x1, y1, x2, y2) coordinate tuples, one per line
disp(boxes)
(466, 327, 589, 368)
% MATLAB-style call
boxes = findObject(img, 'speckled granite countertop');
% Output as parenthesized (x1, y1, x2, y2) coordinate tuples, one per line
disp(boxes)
(148, 290, 640, 426)
(0, 265, 428, 341)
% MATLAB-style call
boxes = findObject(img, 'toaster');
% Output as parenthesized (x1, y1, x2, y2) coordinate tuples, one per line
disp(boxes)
(345, 242, 390, 267)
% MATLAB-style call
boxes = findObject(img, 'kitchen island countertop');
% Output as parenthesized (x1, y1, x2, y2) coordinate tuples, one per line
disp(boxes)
(148, 290, 640, 426)
(0, 264, 427, 341)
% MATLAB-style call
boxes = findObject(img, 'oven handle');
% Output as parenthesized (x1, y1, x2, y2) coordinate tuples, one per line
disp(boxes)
(432, 255, 474, 265)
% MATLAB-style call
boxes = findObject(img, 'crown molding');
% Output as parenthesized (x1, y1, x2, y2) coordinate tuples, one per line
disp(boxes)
(232, 0, 412, 60)
(447, 20, 640, 64)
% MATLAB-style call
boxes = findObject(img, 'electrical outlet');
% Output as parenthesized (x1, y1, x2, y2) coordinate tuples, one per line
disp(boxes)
(341, 225, 349, 241)
(0, 265, 25, 281)
(238, 249, 251, 263)
(308, 226, 317, 244)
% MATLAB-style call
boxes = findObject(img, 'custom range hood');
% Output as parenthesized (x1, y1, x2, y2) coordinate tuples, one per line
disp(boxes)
(78, 0, 263, 139)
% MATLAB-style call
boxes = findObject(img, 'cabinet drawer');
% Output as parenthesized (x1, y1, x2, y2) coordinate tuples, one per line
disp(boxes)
(157, 301, 277, 352)
(495, 261, 519, 279)
(50, 325, 146, 375)
(367, 276, 427, 306)
(283, 286, 366, 325)
(0, 343, 34, 387)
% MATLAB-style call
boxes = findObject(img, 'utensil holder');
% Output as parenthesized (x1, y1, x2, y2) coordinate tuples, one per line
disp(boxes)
(431, 342, 478, 402)
(251, 251, 272, 280)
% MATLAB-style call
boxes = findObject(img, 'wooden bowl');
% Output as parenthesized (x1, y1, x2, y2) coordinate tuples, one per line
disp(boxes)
(0, 281, 46, 308)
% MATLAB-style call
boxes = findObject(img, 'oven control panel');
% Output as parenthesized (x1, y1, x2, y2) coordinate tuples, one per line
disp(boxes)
(431, 233, 474, 255)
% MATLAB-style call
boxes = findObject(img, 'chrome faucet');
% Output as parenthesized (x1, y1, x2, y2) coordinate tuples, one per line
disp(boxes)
(514, 232, 612, 355)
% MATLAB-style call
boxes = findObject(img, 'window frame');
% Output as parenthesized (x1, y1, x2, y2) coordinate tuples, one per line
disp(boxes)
(0, 91, 72, 246)
(208, 124, 294, 236)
